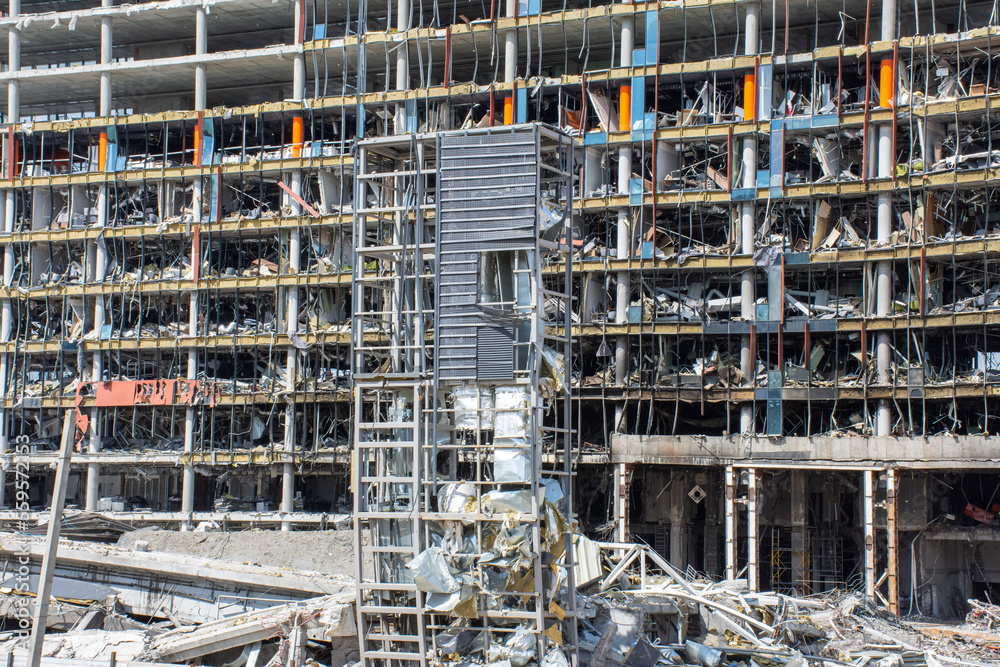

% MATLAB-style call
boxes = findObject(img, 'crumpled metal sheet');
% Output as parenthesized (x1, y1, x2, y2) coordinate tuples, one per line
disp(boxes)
(406, 547, 460, 594)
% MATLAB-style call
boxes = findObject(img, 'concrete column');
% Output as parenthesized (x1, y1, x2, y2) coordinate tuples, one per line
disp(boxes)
(86, 187, 110, 512)
(0, 0, 18, 504)
(724, 466, 736, 579)
(279, 47, 307, 532)
(293, 0, 306, 99)
(182, 11, 208, 528)
(886, 468, 898, 613)
(182, 272, 199, 526)
(615, 463, 630, 542)
(195, 6, 207, 110)
(747, 468, 758, 591)
(281, 197, 302, 531)
(0, 194, 9, 506)
(875, 0, 896, 437)
(584, 147, 602, 196)
(394, 0, 410, 132)
(863, 470, 876, 599)
(790, 470, 808, 594)
(8, 0, 20, 126)
(669, 471, 685, 567)
(100, 0, 112, 111)
(739, 3, 759, 436)
(501, 0, 517, 125)
(613, 17, 634, 432)
(87, 0, 113, 512)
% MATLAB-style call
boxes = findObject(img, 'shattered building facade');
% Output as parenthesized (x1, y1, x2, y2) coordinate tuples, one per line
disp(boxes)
(2, 0, 1000, 650)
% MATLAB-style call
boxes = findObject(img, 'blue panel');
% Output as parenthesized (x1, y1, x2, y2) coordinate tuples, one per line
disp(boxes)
(406, 99, 418, 133)
(769, 121, 783, 188)
(632, 48, 646, 67)
(640, 241, 655, 259)
(782, 113, 839, 131)
(630, 77, 644, 131)
(808, 320, 837, 332)
(731, 188, 755, 201)
(755, 304, 769, 322)
(757, 63, 772, 120)
(755, 169, 769, 189)
(516, 88, 527, 123)
(526, 0, 540, 15)
(105, 125, 118, 172)
(208, 174, 220, 222)
(105, 144, 118, 172)
(201, 117, 214, 165)
(769, 186, 783, 199)
(202, 134, 215, 166)
(312, 24, 327, 39)
(783, 252, 809, 265)
(645, 10, 658, 64)
(705, 322, 751, 335)
(583, 132, 608, 146)
(810, 113, 839, 128)
(766, 399, 783, 435)
(629, 176, 643, 206)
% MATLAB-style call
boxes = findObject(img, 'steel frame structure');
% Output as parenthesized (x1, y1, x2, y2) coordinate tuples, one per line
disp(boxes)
(352, 123, 577, 667)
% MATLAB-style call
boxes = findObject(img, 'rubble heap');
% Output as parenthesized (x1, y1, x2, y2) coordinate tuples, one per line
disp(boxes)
(570, 544, 1000, 667)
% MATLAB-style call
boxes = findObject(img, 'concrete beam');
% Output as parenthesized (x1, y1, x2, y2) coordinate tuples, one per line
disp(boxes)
(612, 434, 1000, 468)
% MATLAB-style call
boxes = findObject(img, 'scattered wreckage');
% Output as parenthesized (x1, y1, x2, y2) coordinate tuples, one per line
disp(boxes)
(1, 532, 999, 666)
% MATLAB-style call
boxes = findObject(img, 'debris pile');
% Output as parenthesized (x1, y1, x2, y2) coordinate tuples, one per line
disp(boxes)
(574, 543, 1000, 667)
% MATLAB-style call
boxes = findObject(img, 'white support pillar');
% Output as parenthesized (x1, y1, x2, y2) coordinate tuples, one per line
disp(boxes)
(8, 0, 20, 127)
(100, 0, 112, 111)
(739, 3, 759, 436)
(747, 468, 758, 591)
(281, 202, 302, 531)
(0, 193, 9, 507)
(864, 470, 876, 599)
(394, 0, 410, 132)
(86, 186, 110, 512)
(613, 17, 634, 432)
(182, 10, 208, 529)
(875, 0, 896, 438)
(293, 0, 306, 99)
(614, 463, 630, 542)
(0, 0, 18, 504)
(195, 5, 207, 110)
(279, 41, 307, 532)
(886, 467, 898, 614)
(724, 466, 736, 579)
(85, 7, 113, 510)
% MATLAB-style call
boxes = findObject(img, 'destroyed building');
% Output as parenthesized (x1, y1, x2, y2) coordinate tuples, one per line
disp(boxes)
(3, 0, 1000, 661)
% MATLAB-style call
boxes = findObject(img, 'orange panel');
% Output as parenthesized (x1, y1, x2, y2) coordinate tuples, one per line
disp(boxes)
(292, 115, 304, 158)
(98, 132, 108, 172)
(880, 59, 894, 108)
(743, 74, 756, 122)
(193, 122, 202, 167)
(618, 85, 631, 132)
(503, 96, 514, 125)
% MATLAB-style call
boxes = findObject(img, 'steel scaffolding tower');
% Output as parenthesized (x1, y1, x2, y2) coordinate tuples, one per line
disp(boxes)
(352, 124, 577, 667)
